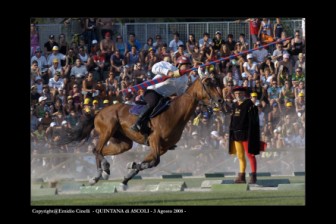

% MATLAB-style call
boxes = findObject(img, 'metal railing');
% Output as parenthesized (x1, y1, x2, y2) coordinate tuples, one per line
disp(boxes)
(35, 19, 303, 51)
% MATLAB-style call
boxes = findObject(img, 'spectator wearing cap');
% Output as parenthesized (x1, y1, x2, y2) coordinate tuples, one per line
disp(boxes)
(250, 92, 258, 104)
(44, 34, 59, 59)
(63, 95, 75, 115)
(31, 47, 48, 81)
(35, 76, 44, 94)
(276, 53, 292, 80)
(48, 58, 64, 81)
(47, 45, 68, 70)
(295, 92, 305, 116)
(242, 54, 258, 82)
(284, 101, 295, 117)
(92, 99, 100, 110)
(103, 99, 110, 107)
(169, 32, 183, 53)
(212, 31, 225, 53)
(115, 35, 128, 57)
(127, 33, 142, 52)
(90, 39, 99, 57)
(31, 23, 40, 57)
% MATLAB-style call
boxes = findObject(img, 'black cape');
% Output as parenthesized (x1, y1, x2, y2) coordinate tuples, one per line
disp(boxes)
(228, 99, 261, 155)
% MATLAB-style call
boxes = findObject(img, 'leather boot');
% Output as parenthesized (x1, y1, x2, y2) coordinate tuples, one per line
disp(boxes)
(131, 105, 151, 132)
(249, 172, 257, 184)
(234, 172, 246, 184)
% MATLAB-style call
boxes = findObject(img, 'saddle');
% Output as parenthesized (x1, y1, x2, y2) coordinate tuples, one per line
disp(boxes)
(130, 97, 171, 118)
(129, 97, 171, 136)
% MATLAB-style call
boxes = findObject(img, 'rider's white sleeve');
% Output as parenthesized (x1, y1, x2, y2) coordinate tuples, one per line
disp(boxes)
(152, 61, 177, 76)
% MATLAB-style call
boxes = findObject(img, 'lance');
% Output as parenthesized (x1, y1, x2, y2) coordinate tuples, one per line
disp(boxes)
(122, 37, 292, 93)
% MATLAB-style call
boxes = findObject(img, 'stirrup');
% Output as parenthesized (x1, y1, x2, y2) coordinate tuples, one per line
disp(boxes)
(131, 124, 140, 132)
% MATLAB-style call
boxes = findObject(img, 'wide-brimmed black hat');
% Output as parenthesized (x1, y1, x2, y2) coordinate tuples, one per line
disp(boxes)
(232, 86, 247, 92)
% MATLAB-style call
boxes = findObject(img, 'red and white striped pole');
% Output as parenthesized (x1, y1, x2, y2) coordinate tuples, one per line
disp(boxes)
(122, 37, 292, 93)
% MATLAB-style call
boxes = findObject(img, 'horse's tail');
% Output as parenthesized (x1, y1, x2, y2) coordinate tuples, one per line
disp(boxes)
(59, 114, 95, 145)
(73, 114, 95, 142)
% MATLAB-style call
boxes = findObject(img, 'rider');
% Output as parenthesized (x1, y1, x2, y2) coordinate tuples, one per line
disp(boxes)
(131, 56, 191, 132)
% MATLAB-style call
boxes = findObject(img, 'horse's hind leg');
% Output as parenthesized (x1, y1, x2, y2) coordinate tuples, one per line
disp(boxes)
(89, 117, 119, 185)
(122, 135, 165, 186)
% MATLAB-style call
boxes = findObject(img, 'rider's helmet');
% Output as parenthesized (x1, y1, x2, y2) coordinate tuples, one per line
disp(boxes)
(176, 56, 191, 68)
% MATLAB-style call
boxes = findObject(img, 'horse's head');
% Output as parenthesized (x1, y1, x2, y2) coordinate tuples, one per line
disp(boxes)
(199, 77, 224, 109)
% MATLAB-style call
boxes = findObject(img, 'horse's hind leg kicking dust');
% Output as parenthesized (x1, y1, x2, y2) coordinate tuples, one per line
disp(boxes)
(122, 134, 168, 186)
(90, 119, 133, 185)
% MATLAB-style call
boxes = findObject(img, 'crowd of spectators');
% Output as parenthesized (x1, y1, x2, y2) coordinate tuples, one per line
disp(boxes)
(31, 18, 305, 174)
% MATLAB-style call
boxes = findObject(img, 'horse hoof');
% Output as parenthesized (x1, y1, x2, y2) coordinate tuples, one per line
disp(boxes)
(126, 162, 136, 169)
(89, 178, 98, 185)
(102, 170, 110, 180)
(119, 183, 128, 191)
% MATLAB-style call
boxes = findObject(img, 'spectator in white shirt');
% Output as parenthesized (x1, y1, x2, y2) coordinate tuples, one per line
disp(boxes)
(49, 71, 64, 91)
(169, 32, 183, 52)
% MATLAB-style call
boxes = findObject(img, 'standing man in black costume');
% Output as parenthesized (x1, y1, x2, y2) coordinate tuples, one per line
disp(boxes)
(229, 86, 262, 184)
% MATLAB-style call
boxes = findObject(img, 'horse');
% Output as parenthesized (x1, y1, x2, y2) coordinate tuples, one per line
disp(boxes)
(72, 76, 223, 188)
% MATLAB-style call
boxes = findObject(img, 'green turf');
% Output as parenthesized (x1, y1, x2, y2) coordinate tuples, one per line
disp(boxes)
(31, 191, 304, 206)
(31, 176, 305, 206)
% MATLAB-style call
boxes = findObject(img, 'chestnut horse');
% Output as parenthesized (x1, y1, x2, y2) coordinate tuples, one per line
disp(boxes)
(74, 77, 223, 188)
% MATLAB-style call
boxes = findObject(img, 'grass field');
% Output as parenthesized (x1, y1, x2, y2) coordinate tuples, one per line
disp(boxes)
(31, 176, 305, 206)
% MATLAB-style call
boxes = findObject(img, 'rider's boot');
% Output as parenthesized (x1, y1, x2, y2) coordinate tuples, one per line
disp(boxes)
(131, 105, 151, 132)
